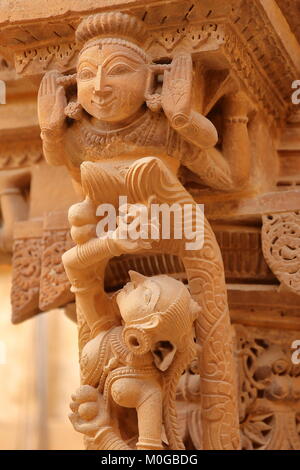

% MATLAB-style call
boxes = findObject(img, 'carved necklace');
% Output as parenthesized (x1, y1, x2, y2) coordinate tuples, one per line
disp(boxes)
(79, 109, 161, 158)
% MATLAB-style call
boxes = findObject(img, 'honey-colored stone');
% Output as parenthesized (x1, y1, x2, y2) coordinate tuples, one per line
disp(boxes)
(0, 0, 299, 452)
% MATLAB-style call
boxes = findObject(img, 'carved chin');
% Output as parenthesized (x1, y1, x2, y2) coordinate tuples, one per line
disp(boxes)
(151, 341, 177, 372)
(90, 103, 120, 120)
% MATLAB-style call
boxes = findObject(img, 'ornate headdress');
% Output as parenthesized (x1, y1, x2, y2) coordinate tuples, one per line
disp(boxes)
(122, 274, 200, 354)
(76, 12, 149, 61)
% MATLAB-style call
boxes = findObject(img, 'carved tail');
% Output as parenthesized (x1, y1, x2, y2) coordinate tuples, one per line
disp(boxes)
(126, 156, 241, 450)
(181, 218, 240, 450)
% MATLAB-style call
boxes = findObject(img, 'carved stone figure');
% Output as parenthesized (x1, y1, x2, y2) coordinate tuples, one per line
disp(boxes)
(38, 11, 252, 192)
(66, 264, 199, 450)
(0, 0, 300, 452)
(36, 11, 245, 450)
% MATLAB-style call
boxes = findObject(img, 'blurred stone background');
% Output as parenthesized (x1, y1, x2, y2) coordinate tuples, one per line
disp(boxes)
(0, 265, 83, 449)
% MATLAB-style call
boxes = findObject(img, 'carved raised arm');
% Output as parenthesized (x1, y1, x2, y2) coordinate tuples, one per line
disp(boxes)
(181, 90, 252, 191)
(38, 70, 68, 166)
(62, 200, 153, 333)
(162, 54, 218, 149)
(222, 91, 252, 189)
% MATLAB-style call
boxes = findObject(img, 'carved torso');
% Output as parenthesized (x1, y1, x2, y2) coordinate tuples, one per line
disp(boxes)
(80, 326, 158, 390)
(64, 109, 195, 181)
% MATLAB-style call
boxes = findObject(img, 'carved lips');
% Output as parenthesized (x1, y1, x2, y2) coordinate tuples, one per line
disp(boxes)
(91, 96, 117, 108)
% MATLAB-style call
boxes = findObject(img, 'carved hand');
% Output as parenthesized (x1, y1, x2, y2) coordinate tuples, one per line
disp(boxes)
(110, 226, 152, 254)
(69, 385, 110, 437)
(38, 70, 67, 135)
(161, 54, 193, 126)
(110, 203, 153, 254)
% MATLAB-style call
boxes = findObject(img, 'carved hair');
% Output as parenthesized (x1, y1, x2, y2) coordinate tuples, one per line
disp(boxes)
(76, 12, 149, 62)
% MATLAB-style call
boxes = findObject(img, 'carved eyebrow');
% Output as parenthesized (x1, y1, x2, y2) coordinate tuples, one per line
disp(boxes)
(102, 51, 144, 68)
(78, 51, 144, 70)
(77, 59, 98, 69)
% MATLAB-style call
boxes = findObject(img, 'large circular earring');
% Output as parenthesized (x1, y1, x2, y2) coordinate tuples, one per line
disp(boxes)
(64, 101, 83, 120)
(145, 93, 162, 113)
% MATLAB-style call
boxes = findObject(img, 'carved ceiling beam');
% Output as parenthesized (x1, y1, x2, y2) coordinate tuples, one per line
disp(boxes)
(229, 284, 300, 330)
(196, 189, 300, 221)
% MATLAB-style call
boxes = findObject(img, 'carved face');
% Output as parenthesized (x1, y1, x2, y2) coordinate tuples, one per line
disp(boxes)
(77, 44, 149, 122)
(117, 271, 178, 370)
(116, 271, 160, 324)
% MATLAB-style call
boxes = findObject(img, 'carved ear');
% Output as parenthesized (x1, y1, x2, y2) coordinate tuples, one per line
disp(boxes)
(144, 66, 162, 112)
(151, 341, 177, 371)
(64, 101, 83, 120)
(128, 270, 148, 285)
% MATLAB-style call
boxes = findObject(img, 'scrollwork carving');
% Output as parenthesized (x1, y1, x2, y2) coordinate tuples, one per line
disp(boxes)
(236, 325, 300, 450)
(11, 220, 42, 323)
(262, 212, 300, 295)
(39, 217, 75, 311)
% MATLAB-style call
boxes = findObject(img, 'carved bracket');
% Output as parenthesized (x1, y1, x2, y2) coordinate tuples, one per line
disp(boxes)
(11, 212, 74, 322)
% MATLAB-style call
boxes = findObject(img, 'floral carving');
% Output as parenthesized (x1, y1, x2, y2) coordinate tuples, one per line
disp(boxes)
(236, 325, 300, 450)
(11, 222, 42, 323)
(262, 212, 300, 295)
(39, 228, 75, 311)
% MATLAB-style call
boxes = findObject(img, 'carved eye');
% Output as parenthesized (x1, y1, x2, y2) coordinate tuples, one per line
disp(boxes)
(107, 64, 135, 76)
(78, 68, 95, 81)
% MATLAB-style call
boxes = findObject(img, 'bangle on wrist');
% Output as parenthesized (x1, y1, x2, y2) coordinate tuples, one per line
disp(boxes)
(171, 113, 190, 129)
(224, 116, 248, 124)
(105, 237, 122, 257)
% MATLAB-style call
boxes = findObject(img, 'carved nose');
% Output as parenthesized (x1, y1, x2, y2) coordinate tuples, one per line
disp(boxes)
(93, 65, 112, 96)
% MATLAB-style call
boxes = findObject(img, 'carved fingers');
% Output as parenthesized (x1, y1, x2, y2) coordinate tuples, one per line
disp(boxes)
(38, 70, 67, 134)
(110, 203, 153, 254)
(69, 385, 110, 437)
(161, 53, 193, 121)
(111, 230, 152, 254)
(171, 53, 193, 84)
